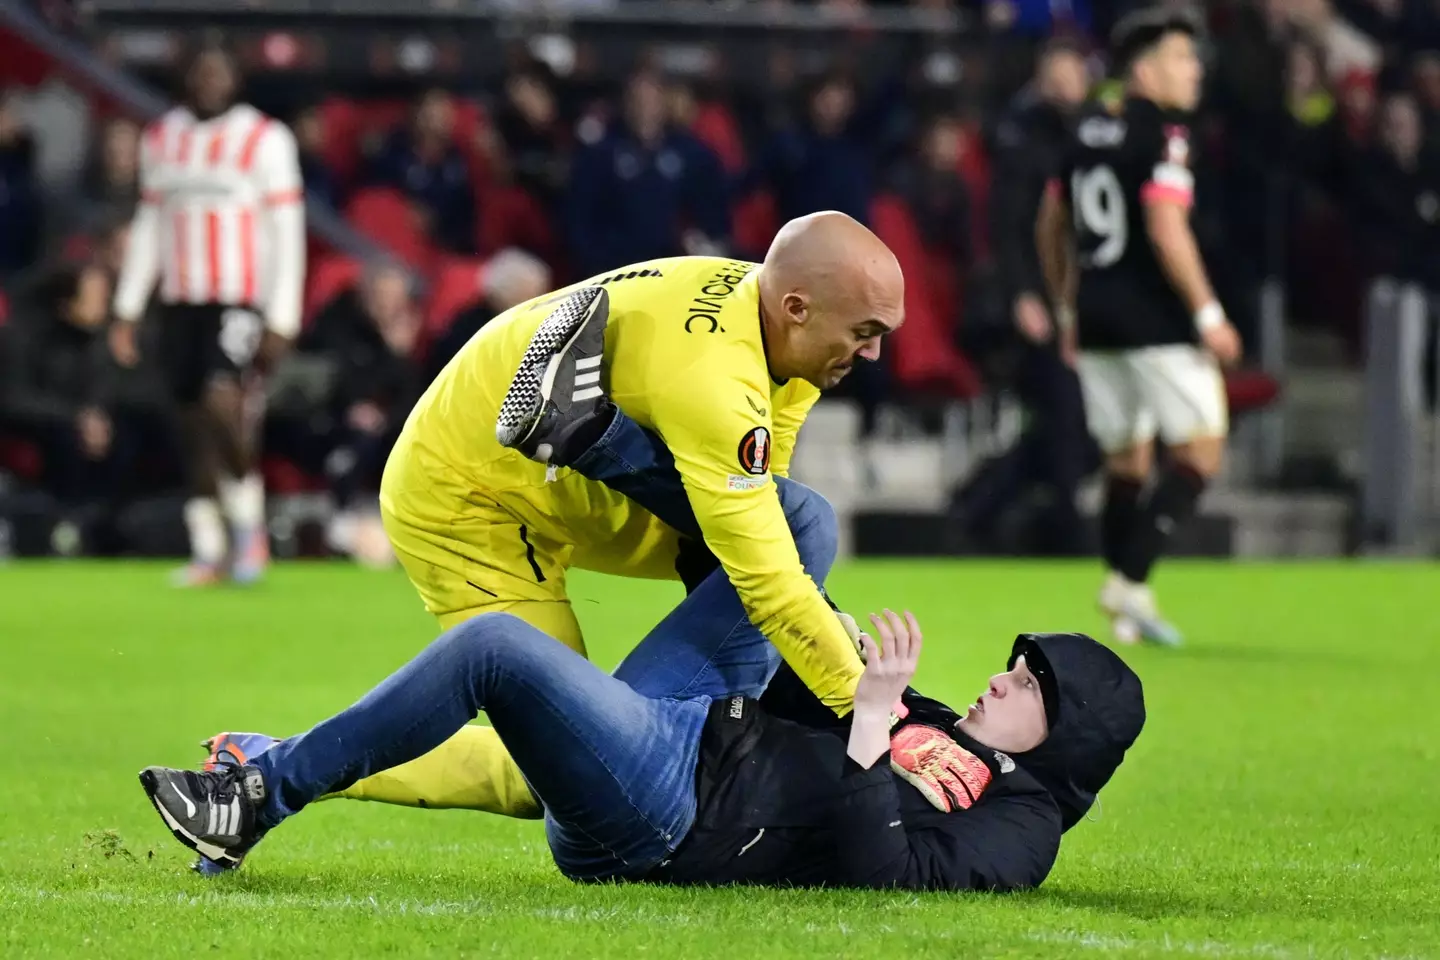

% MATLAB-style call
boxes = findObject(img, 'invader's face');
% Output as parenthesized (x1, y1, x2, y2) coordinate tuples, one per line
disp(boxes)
(954, 655, 1049, 754)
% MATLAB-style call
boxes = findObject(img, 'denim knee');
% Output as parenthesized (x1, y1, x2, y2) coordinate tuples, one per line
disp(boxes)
(776, 478, 839, 580)
(441, 611, 535, 667)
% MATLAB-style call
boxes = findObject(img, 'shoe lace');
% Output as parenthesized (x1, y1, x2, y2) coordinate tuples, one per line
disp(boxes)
(205, 764, 245, 805)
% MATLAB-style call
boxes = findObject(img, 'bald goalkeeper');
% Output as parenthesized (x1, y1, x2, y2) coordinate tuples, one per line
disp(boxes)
(346, 212, 905, 818)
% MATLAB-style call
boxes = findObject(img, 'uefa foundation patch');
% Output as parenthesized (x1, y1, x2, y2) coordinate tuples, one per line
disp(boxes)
(727, 474, 769, 491)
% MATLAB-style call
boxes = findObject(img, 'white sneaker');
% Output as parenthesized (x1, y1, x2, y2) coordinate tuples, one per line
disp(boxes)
(1120, 583, 1184, 648)
(1098, 573, 1141, 645)
(1111, 615, 1142, 645)
(1098, 571, 1132, 617)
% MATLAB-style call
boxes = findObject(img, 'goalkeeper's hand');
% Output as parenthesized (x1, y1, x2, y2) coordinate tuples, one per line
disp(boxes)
(837, 610, 865, 657)
(890, 724, 991, 813)
(836, 608, 908, 725)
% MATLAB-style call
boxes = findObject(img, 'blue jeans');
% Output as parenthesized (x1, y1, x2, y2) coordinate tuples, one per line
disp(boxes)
(569, 406, 703, 539)
(252, 416, 837, 881)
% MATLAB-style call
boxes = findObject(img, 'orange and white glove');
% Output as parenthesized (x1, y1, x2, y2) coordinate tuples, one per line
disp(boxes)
(889, 724, 992, 812)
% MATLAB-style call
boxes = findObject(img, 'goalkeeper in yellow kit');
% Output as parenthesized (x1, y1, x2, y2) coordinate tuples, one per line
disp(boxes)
(329, 212, 907, 819)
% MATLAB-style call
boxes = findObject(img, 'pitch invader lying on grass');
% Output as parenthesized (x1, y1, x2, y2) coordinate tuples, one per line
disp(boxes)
(142, 392, 1144, 888)
(142, 609, 1141, 890)
(142, 454, 1143, 888)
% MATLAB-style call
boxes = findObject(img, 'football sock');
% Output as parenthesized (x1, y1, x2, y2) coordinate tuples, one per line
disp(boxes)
(1100, 473, 1145, 573)
(184, 497, 227, 566)
(219, 473, 266, 532)
(1119, 462, 1208, 584)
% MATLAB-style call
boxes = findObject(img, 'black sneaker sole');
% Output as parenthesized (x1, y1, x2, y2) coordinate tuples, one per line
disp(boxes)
(495, 286, 609, 451)
(138, 767, 244, 867)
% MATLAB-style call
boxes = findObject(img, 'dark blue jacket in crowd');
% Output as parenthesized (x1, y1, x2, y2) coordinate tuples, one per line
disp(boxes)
(1009, 0, 1093, 35)
(367, 130, 476, 254)
(0, 135, 41, 276)
(566, 123, 729, 278)
(300, 153, 344, 213)
(759, 128, 873, 227)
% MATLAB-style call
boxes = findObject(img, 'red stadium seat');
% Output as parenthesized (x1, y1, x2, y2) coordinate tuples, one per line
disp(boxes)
(0, 288, 9, 326)
(0, 436, 41, 480)
(304, 255, 362, 326)
(356, 99, 411, 144)
(692, 101, 746, 175)
(1224, 369, 1281, 415)
(425, 256, 487, 341)
(261, 453, 328, 495)
(732, 191, 779, 261)
(318, 96, 364, 185)
(476, 184, 556, 262)
(869, 194, 982, 399)
(344, 187, 435, 268)
(954, 120, 992, 262)
(923, 248, 963, 333)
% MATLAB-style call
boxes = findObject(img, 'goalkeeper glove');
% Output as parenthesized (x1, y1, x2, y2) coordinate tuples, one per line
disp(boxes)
(889, 724, 991, 812)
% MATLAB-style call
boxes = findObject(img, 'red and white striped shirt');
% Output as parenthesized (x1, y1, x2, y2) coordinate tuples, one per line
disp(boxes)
(114, 103, 306, 338)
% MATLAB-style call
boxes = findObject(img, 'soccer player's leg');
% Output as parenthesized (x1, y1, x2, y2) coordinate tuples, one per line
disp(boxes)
(146, 612, 705, 879)
(1117, 344, 1229, 643)
(158, 306, 230, 586)
(1075, 351, 1156, 645)
(199, 308, 269, 585)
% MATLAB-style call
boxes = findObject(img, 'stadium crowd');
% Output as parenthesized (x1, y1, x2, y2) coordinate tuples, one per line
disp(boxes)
(0, 0, 1437, 559)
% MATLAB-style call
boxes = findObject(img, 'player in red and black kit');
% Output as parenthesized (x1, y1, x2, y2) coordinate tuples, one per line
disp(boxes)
(1037, 7, 1242, 647)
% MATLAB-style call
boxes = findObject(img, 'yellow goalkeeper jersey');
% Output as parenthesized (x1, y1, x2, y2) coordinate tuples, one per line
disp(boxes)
(383, 256, 862, 712)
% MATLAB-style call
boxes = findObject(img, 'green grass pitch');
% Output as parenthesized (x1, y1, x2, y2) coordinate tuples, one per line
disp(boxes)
(2, 560, 1438, 958)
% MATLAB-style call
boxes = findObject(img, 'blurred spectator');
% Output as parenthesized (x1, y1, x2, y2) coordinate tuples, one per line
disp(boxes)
(493, 69, 569, 215)
(667, 78, 747, 176)
(0, 264, 132, 507)
(951, 40, 1095, 557)
(65, 117, 140, 236)
(1290, 0, 1383, 83)
(306, 264, 423, 509)
(424, 247, 552, 383)
(1338, 68, 1381, 143)
(368, 88, 476, 254)
(293, 103, 343, 210)
(90, 217, 131, 283)
(267, 264, 423, 563)
(754, 73, 874, 226)
(893, 113, 975, 326)
(1353, 92, 1440, 285)
(566, 71, 729, 277)
(1265, 39, 1348, 194)
(0, 90, 41, 277)
(989, 39, 1090, 343)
